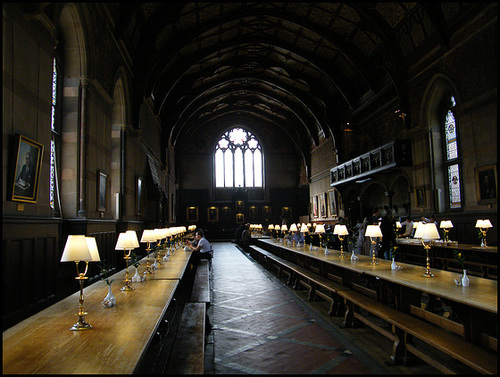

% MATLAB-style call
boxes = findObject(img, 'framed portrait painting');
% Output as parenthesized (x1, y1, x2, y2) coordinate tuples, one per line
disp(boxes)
(10, 134, 44, 203)
(476, 164, 497, 204)
(187, 206, 199, 222)
(208, 206, 219, 222)
(98, 171, 107, 211)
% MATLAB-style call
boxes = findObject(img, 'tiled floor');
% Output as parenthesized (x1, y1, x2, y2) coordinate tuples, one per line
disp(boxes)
(205, 242, 432, 374)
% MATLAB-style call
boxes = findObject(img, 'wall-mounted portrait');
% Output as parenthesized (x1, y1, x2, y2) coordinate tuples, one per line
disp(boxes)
(98, 171, 107, 211)
(10, 134, 44, 203)
(262, 206, 271, 222)
(328, 189, 338, 218)
(281, 206, 291, 220)
(208, 206, 219, 222)
(415, 187, 426, 208)
(249, 206, 258, 222)
(236, 213, 245, 224)
(235, 200, 245, 212)
(312, 196, 318, 218)
(319, 193, 326, 218)
(476, 164, 497, 204)
(187, 206, 199, 222)
(221, 206, 231, 221)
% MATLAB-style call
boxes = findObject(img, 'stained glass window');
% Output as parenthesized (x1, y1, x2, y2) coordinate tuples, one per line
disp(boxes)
(443, 96, 462, 208)
(50, 58, 58, 211)
(215, 127, 263, 188)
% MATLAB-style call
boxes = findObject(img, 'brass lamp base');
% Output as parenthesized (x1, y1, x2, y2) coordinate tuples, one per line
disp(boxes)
(370, 240, 378, 265)
(423, 246, 434, 278)
(339, 236, 345, 258)
(70, 314, 92, 331)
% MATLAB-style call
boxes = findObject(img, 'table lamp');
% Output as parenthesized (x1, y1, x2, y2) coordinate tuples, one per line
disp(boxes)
(163, 228, 172, 261)
(414, 222, 440, 277)
(439, 220, 453, 242)
(140, 229, 156, 274)
(289, 223, 298, 246)
(274, 224, 280, 242)
(281, 224, 288, 243)
(115, 232, 136, 290)
(152, 228, 164, 267)
(395, 221, 402, 238)
(365, 225, 382, 265)
(475, 219, 493, 247)
(60, 235, 101, 331)
(300, 223, 309, 247)
(315, 224, 327, 254)
(333, 224, 349, 258)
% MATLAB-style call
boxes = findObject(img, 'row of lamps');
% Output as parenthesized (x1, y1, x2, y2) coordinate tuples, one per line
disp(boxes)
(60, 226, 189, 331)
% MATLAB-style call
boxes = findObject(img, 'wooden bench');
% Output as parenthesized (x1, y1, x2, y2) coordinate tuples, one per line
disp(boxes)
(191, 259, 211, 308)
(165, 302, 206, 374)
(339, 289, 497, 374)
(249, 245, 350, 316)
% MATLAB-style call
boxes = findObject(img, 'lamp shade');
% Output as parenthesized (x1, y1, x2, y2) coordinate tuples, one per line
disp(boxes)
(396, 221, 402, 229)
(61, 235, 92, 262)
(475, 219, 493, 228)
(85, 237, 101, 262)
(300, 224, 309, 233)
(115, 232, 136, 250)
(439, 220, 454, 229)
(315, 224, 325, 234)
(289, 224, 298, 232)
(140, 229, 157, 243)
(333, 224, 349, 236)
(275, 224, 280, 231)
(414, 222, 440, 240)
(268, 224, 274, 230)
(365, 225, 382, 238)
(281, 224, 288, 231)
(126, 230, 140, 248)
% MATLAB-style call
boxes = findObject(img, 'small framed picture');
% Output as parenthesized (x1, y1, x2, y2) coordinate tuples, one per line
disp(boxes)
(262, 206, 271, 222)
(187, 206, 199, 222)
(249, 206, 258, 222)
(10, 134, 44, 203)
(281, 206, 292, 220)
(415, 187, 426, 208)
(236, 213, 245, 224)
(221, 206, 231, 221)
(475, 164, 497, 204)
(207, 206, 219, 222)
(98, 171, 107, 211)
(236, 200, 245, 212)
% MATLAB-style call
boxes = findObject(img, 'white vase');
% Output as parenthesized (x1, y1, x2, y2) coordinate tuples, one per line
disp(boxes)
(131, 266, 143, 282)
(102, 284, 116, 307)
(461, 270, 470, 287)
(391, 258, 398, 270)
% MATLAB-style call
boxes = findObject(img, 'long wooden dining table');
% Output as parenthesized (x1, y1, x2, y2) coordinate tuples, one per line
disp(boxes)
(257, 238, 497, 345)
(2, 248, 193, 374)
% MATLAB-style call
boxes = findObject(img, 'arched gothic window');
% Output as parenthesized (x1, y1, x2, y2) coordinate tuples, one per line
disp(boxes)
(215, 127, 263, 188)
(443, 96, 462, 209)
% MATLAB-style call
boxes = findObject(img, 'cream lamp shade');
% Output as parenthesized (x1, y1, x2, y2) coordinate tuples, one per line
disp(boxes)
(365, 225, 382, 238)
(126, 230, 140, 248)
(439, 220, 454, 229)
(414, 222, 440, 240)
(333, 224, 349, 236)
(300, 224, 309, 233)
(85, 237, 101, 262)
(475, 219, 493, 228)
(396, 221, 402, 229)
(315, 224, 325, 234)
(115, 232, 136, 250)
(140, 229, 157, 243)
(275, 224, 280, 231)
(289, 224, 298, 232)
(268, 224, 274, 230)
(153, 228, 164, 240)
(61, 235, 92, 262)
(281, 224, 288, 231)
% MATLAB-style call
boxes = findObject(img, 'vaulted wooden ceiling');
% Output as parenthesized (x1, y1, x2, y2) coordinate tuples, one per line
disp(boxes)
(112, 2, 485, 164)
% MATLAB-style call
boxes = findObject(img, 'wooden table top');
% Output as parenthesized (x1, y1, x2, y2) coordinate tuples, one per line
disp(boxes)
(2, 250, 191, 374)
(259, 239, 497, 314)
(396, 239, 498, 253)
(144, 248, 193, 280)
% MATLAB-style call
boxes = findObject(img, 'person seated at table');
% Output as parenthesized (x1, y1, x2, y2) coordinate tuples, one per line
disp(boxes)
(401, 216, 413, 238)
(186, 229, 212, 267)
(241, 223, 252, 252)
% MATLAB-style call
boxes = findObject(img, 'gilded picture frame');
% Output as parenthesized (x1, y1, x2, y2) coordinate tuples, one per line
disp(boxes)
(11, 134, 44, 203)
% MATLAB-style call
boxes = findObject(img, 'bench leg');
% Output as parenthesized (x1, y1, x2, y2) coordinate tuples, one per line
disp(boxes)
(389, 325, 405, 365)
(308, 281, 316, 301)
(343, 299, 355, 328)
(329, 292, 344, 317)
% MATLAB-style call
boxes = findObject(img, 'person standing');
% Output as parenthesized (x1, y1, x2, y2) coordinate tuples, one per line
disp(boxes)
(380, 210, 396, 259)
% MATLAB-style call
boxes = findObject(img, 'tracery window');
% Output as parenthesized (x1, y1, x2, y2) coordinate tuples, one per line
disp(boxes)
(443, 96, 462, 209)
(215, 127, 263, 188)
